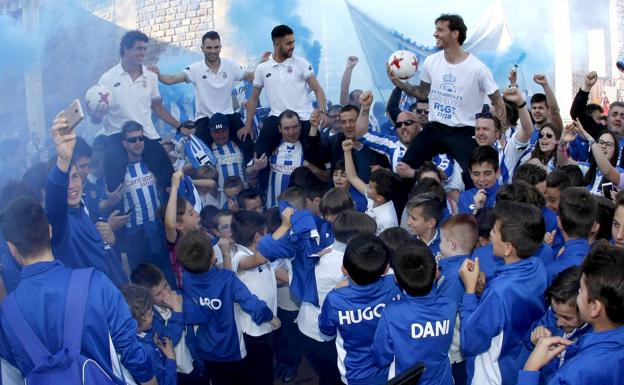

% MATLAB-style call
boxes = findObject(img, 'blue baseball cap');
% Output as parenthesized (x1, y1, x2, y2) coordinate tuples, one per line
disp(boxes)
(209, 113, 230, 132)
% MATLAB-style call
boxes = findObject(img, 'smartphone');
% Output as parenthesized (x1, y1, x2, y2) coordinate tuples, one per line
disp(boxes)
(61, 99, 84, 134)
(602, 182, 613, 198)
(124, 207, 133, 216)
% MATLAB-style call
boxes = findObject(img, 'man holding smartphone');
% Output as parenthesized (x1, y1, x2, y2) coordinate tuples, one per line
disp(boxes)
(91, 30, 178, 193)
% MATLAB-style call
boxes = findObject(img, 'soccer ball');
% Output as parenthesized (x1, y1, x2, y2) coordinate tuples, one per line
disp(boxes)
(388, 50, 418, 80)
(85, 84, 114, 112)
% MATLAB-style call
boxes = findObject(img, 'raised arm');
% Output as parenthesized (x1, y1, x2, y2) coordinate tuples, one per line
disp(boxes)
(340, 56, 358, 105)
(570, 71, 602, 139)
(534, 74, 563, 132)
(503, 87, 533, 143)
(342, 139, 367, 195)
(356, 91, 373, 138)
(575, 119, 621, 186)
(164, 171, 184, 243)
(387, 64, 430, 100)
(148, 66, 187, 85)
(556, 123, 580, 167)
(488, 90, 507, 125)
(386, 86, 402, 126)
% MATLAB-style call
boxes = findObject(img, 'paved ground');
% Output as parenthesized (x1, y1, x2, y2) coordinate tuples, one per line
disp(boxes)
(275, 358, 317, 385)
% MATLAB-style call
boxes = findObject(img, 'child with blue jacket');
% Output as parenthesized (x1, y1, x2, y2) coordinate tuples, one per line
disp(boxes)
(373, 238, 457, 385)
(437, 214, 479, 385)
(121, 284, 178, 385)
(457, 146, 501, 215)
(519, 241, 624, 385)
(459, 200, 548, 385)
(175, 230, 278, 385)
(522, 266, 591, 384)
(319, 233, 401, 385)
(546, 187, 596, 282)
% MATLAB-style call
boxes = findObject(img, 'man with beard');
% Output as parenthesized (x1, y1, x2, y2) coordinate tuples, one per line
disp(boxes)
(151, 30, 260, 162)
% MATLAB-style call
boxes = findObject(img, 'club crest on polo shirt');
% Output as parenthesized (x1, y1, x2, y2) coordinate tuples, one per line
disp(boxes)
(113, 82, 121, 87)
(266, 73, 272, 78)
(222, 72, 227, 79)
(287, 66, 293, 73)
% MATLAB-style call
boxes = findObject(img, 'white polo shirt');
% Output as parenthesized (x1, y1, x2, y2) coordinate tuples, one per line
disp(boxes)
(183, 58, 245, 119)
(98, 63, 161, 139)
(253, 55, 314, 120)
(365, 199, 398, 235)
(231, 244, 277, 337)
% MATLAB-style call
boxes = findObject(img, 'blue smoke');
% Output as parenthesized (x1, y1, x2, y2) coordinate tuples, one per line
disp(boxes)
(227, 0, 322, 74)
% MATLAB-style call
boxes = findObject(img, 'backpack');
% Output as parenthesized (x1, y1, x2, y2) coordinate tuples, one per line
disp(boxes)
(3, 268, 120, 385)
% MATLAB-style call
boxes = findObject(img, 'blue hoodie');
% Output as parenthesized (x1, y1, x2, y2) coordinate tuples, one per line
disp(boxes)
(319, 275, 401, 385)
(0, 261, 154, 382)
(181, 268, 272, 362)
(458, 183, 500, 215)
(136, 331, 177, 385)
(46, 165, 128, 285)
(460, 257, 547, 385)
(517, 326, 624, 385)
(546, 239, 590, 283)
(373, 290, 457, 385)
(521, 307, 592, 384)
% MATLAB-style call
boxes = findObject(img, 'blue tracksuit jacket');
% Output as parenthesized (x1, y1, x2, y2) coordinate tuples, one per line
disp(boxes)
(460, 257, 548, 385)
(373, 290, 457, 385)
(0, 261, 154, 382)
(181, 268, 272, 361)
(546, 239, 589, 283)
(319, 275, 401, 385)
(517, 326, 624, 385)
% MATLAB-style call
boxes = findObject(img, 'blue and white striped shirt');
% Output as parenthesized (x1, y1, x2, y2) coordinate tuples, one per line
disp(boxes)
(123, 161, 160, 228)
(267, 141, 304, 208)
(211, 141, 245, 189)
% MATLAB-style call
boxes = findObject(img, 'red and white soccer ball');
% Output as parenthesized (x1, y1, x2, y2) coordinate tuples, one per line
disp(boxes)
(388, 50, 418, 80)
(85, 84, 114, 113)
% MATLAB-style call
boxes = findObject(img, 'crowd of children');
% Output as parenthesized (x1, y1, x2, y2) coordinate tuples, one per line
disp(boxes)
(0, 13, 623, 385)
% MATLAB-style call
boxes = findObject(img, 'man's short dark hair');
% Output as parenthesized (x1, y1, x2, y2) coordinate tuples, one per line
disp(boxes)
(278, 109, 301, 127)
(202, 31, 221, 44)
(131, 263, 165, 289)
(496, 180, 545, 208)
(278, 186, 307, 210)
(333, 210, 377, 244)
(476, 207, 495, 239)
(119, 284, 152, 322)
(392, 238, 436, 296)
(586, 103, 604, 115)
(340, 104, 360, 116)
(320, 188, 354, 217)
(416, 161, 444, 182)
(514, 163, 547, 186)
(121, 121, 144, 140)
(176, 230, 214, 274)
(73, 136, 92, 160)
(435, 14, 467, 45)
(0, 198, 50, 259)
(406, 192, 444, 224)
(264, 207, 281, 234)
(119, 30, 149, 57)
(581, 241, 624, 323)
(343, 234, 389, 285)
(546, 169, 571, 190)
(469, 145, 499, 172)
(547, 266, 582, 306)
(231, 210, 267, 248)
(530, 93, 548, 106)
(558, 187, 597, 239)
(494, 201, 545, 259)
(559, 165, 585, 187)
(370, 168, 400, 203)
(238, 188, 263, 210)
(271, 25, 294, 42)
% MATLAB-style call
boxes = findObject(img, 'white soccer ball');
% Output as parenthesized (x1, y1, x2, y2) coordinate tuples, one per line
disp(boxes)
(388, 50, 418, 80)
(85, 84, 114, 113)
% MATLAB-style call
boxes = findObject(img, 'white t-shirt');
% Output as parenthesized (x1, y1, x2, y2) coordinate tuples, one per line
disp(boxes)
(365, 199, 398, 235)
(253, 55, 315, 120)
(420, 51, 498, 127)
(183, 58, 245, 119)
(231, 244, 277, 337)
(297, 241, 346, 342)
(98, 63, 161, 139)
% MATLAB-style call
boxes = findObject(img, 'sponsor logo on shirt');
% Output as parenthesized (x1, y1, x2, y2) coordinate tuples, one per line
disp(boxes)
(272, 164, 297, 174)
